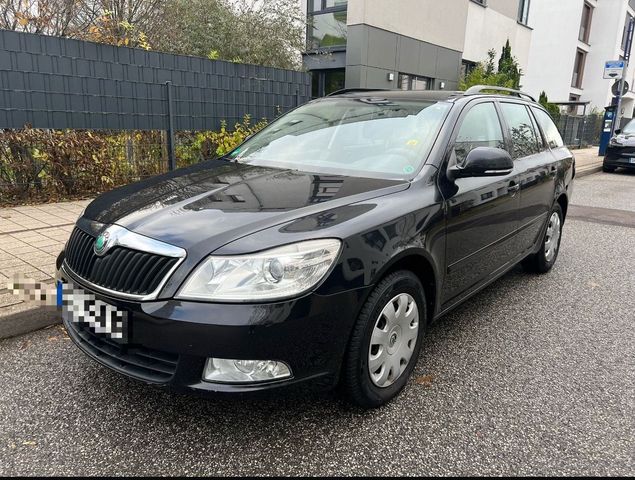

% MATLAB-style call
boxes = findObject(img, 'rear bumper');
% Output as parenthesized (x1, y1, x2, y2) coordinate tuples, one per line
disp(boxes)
(60, 264, 370, 396)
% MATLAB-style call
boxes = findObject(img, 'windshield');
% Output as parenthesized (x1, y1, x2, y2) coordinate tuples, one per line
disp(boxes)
(228, 97, 451, 179)
(621, 119, 635, 135)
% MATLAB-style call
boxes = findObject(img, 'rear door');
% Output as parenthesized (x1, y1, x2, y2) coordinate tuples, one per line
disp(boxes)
(499, 102, 557, 254)
(441, 100, 521, 307)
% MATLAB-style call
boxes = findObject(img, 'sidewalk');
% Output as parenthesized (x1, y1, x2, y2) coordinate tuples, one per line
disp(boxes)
(572, 146, 603, 176)
(0, 200, 90, 337)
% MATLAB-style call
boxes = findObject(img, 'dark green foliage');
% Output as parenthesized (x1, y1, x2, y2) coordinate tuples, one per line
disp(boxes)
(539, 91, 561, 122)
(460, 40, 523, 91)
(497, 40, 522, 89)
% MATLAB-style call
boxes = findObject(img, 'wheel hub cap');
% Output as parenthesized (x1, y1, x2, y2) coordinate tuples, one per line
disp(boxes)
(368, 293, 419, 388)
(544, 212, 561, 262)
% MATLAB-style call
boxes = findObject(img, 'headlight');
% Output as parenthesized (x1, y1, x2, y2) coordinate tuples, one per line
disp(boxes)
(177, 239, 341, 301)
(610, 136, 623, 146)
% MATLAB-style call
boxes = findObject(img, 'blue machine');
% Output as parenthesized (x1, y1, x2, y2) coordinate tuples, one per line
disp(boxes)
(599, 105, 617, 156)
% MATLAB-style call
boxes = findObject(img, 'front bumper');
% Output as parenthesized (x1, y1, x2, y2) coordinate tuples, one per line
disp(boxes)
(604, 145, 635, 169)
(59, 263, 370, 396)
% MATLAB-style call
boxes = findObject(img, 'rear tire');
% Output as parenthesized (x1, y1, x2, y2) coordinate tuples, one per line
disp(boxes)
(342, 270, 426, 408)
(522, 203, 563, 274)
(603, 165, 616, 173)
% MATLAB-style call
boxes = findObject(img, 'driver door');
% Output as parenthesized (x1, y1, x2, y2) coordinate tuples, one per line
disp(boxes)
(441, 101, 521, 307)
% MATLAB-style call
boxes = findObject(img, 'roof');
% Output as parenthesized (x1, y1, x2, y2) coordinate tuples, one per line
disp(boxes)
(325, 86, 538, 104)
(326, 89, 463, 102)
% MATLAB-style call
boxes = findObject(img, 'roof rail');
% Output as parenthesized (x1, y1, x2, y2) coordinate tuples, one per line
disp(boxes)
(463, 85, 536, 102)
(326, 88, 389, 96)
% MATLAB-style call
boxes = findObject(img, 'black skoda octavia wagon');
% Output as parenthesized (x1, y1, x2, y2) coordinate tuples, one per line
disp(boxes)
(58, 86, 574, 407)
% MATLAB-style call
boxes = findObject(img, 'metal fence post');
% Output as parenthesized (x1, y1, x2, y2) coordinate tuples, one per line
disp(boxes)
(165, 81, 176, 171)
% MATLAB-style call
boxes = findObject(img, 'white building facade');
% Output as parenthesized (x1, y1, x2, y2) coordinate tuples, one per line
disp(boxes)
(302, 0, 533, 97)
(523, 0, 635, 119)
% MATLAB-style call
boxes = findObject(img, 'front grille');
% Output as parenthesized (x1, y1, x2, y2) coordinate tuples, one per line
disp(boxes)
(64, 227, 179, 297)
(66, 318, 178, 383)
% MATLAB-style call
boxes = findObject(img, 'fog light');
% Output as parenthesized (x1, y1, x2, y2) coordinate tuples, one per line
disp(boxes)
(202, 358, 292, 384)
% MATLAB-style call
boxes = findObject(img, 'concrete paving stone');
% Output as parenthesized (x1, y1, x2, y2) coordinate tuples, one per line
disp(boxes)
(21, 270, 54, 282)
(11, 246, 40, 256)
(11, 220, 49, 229)
(28, 239, 63, 249)
(0, 264, 39, 276)
(38, 227, 72, 236)
(0, 291, 22, 308)
(0, 257, 30, 269)
(37, 265, 58, 276)
(0, 223, 24, 233)
(23, 253, 57, 266)
(0, 241, 29, 253)
(8, 231, 48, 241)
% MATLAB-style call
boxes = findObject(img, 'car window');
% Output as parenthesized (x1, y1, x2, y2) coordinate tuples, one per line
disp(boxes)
(622, 119, 635, 134)
(454, 102, 505, 164)
(229, 98, 451, 180)
(500, 103, 540, 159)
(532, 107, 564, 148)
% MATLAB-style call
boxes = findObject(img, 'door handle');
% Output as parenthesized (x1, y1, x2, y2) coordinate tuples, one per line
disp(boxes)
(508, 183, 520, 194)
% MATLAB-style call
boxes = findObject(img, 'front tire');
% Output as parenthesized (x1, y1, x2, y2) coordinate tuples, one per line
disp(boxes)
(522, 203, 563, 274)
(342, 270, 426, 408)
(603, 165, 616, 173)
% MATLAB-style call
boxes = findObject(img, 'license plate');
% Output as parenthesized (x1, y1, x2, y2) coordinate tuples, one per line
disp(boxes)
(630, 158, 635, 164)
(59, 281, 129, 341)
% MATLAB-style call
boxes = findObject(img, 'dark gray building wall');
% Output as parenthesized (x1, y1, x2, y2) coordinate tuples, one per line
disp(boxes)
(0, 29, 311, 131)
(344, 24, 462, 91)
(302, 51, 346, 71)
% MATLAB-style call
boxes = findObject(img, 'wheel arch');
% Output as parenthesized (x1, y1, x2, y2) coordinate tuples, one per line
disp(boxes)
(369, 249, 439, 324)
(556, 192, 568, 221)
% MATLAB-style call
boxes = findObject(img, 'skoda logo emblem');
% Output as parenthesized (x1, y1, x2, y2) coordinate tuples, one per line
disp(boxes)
(94, 231, 111, 256)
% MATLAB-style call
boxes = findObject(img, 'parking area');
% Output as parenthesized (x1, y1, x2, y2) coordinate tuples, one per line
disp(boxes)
(0, 171, 633, 476)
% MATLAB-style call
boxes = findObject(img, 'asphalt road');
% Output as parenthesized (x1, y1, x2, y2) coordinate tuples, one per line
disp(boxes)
(1, 172, 634, 476)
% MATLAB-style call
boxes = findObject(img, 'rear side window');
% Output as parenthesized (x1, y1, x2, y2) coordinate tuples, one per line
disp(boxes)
(500, 103, 540, 159)
(454, 102, 505, 164)
(532, 107, 565, 149)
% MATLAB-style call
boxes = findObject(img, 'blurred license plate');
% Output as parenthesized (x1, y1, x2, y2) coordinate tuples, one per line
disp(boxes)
(630, 158, 635, 164)
(59, 281, 128, 341)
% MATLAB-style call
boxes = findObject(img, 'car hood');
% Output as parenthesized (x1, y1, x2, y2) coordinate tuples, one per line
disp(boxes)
(613, 134, 635, 146)
(83, 159, 409, 251)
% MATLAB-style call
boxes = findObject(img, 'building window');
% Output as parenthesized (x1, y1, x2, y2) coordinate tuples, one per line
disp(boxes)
(622, 12, 634, 51)
(307, 1, 348, 50)
(568, 94, 581, 115)
(461, 60, 477, 79)
(579, 3, 593, 43)
(310, 0, 347, 11)
(310, 68, 345, 98)
(398, 73, 432, 91)
(518, 0, 530, 25)
(571, 49, 586, 88)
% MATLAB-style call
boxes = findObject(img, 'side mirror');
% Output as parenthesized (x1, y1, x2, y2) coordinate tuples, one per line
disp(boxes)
(447, 147, 513, 181)
(614, 128, 622, 135)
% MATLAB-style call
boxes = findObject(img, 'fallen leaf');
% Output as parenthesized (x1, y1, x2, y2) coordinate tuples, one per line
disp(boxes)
(22, 441, 36, 446)
(415, 374, 435, 387)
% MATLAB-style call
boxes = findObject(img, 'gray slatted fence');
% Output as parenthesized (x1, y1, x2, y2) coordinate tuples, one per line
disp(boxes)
(0, 29, 310, 132)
